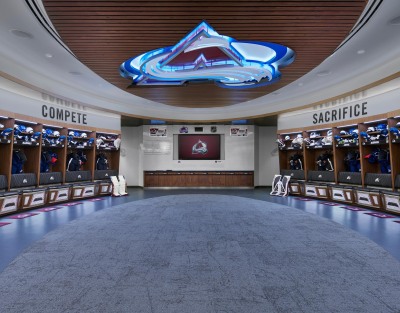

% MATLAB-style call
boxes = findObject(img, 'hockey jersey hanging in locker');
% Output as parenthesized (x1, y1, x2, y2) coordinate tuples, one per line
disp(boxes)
(12, 150, 27, 174)
(316, 151, 334, 171)
(289, 153, 303, 170)
(96, 153, 109, 170)
(40, 151, 58, 173)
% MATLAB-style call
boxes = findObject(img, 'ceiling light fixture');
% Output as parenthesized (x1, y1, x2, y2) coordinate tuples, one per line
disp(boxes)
(389, 16, 400, 25)
(357, 49, 366, 55)
(9, 29, 33, 39)
(45, 53, 53, 58)
(120, 21, 295, 89)
(316, 70, 331, 77)
(69, 71, 82, 76)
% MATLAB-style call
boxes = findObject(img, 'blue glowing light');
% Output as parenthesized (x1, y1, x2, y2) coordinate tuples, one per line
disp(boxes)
(150, 120, 166, 125)
(232, 120, 248, 125)
(120, 21, 295, 89)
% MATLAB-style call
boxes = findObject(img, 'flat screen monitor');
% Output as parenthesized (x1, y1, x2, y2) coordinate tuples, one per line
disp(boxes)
(178, 134, 221, 160)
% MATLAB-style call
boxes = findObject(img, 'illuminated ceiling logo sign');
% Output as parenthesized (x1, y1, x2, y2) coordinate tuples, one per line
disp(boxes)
(120, 21, 295, 89)
(192, 140, 208, 155)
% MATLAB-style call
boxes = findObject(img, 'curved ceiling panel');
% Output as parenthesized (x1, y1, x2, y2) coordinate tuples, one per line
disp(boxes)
(42, 0, 366, 108)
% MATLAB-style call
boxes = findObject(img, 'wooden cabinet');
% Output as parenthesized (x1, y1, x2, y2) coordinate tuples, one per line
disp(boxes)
(277, 115, 400, 214)
(0, 115, 121, 191)
(144, 171, 254, 187)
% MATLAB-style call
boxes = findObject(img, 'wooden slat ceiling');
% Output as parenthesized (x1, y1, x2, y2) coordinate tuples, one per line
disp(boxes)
(43, 0, 366, 109)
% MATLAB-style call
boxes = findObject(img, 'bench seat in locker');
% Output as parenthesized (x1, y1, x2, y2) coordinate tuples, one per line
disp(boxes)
(304, 182, 330, 199)
(94, 170, 117, 195)
(364, 173, 392, 188)
(39, 172, 70, 204)
(280, 170, 304, 195)
(338, 172, 362, 185)
(0, 175, 19, 215)
(69, 182, 96, 199)
(354, 187, 382, 209)
(10, 173, 46, 209)
(329, 184, 354, 203)
(380, 190, 400, 214)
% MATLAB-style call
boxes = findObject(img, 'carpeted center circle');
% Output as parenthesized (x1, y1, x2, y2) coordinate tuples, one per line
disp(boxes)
(0, 195, 399, 313)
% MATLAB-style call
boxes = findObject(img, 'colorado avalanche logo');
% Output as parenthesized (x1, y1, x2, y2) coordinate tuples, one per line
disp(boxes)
(120, 21, 295, 89)
(192, 140, 208, 155)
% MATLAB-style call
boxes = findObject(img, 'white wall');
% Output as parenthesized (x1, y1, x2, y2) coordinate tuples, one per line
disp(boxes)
(119, 126, 143, 186)
(254, 126, 279, 187)
(142, 125, 254, 172)
(120, 125, 256, 186)
(278, 77, 400, 131)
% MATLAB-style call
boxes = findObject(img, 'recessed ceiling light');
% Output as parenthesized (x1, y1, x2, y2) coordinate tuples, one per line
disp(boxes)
(9, 29, 33, 39)
(298, 82, 304, 86)
(45, 53, 53, 58)
(316, 70, 331, 77)
(69, 71, 82, 76)
(357, 49, 366, 55)
(389, 16, 400, 25)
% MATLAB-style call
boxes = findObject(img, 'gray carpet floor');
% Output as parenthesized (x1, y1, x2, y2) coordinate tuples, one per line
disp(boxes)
(0, 195, 399, 313)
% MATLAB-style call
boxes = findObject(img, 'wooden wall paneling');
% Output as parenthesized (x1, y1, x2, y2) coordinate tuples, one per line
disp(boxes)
(388, 118, 400, 190)
(278, 150, 288, 171)
(332, 127, 340, 183)
(51, 150, 66, 173)
(240, 172, 254, 187)
(358, 123, 368, 187)
(144, 171, 159, 187)
(19, 146, 40, 176)
(111, 150, 120, 172)
(167, 171, 185, 187)
(304, 148, 316, 178)
(196, 172, 210, 187)
(225, 172, 253, 187)
(224, 172, 237, 187)
(45, 137, 68, 175)
(157, 171, 169, 186)
(43, 0, 366, 108)
(0, 118, 14, 189)
(210, 172, 226, 187)
(184, 172, 197, 187)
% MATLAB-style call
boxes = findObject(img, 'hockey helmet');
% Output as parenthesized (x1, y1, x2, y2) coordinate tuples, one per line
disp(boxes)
(31, 131, 41, 139)
(114, 138, 121, 149)
(80, 132, 88, 138)
(53, 130, 60, 137)
(376, 124, 387, 131)
(367, 126, 375, 132)
(276, 139, 285, 148)
(284, 135, 290, 141)
(309, 132, 319, 138)
(390, 127, 400, 135)
(360, 131, 370, 139)
(1, 127, 13, 137)
(25, 127, 34, 134)
(68, 131, 75, 136)
(379, 129, 388, 137)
